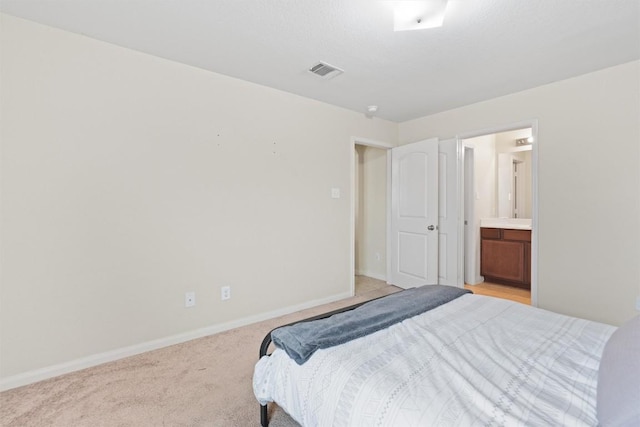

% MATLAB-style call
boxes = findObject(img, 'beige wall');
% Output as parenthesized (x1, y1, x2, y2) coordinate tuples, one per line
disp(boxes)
(354, 146, 387, 280)
(0, 15, 397, 381)
(400, 61, 640, 326)
(2, 12, 638, 386)
(465, 134, 497, 219)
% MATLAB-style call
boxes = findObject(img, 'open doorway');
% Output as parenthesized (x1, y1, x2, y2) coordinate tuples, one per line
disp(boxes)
(461, 125, 537, 305)
(354, 144, 388, 295)
(350, 137, 394, 295)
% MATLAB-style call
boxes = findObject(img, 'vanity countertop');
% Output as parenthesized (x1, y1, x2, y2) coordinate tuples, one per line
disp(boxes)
(480, 218, 532, 230)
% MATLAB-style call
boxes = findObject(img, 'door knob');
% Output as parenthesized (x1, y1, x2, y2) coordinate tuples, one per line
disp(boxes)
(427, 225, 435, 231)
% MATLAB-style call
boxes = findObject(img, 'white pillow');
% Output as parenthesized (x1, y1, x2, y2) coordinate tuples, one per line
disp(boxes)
(597, 315, 640, 427)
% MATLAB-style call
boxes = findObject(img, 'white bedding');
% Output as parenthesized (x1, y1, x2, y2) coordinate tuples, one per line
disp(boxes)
(253, 294, 615, 427)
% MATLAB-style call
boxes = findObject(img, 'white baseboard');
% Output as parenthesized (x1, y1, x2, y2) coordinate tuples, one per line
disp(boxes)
(0, 290, 352, 392)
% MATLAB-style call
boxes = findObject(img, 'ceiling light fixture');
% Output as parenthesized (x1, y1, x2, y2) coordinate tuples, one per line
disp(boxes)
(386, 0, 449, 32)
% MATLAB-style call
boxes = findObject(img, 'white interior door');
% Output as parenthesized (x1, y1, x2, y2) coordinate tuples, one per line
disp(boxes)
(438, 139, 459, 286)
(389, 138, 439, 288)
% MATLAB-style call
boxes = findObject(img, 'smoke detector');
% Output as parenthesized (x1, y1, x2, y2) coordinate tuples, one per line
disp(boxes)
(308, 62, 344, 79)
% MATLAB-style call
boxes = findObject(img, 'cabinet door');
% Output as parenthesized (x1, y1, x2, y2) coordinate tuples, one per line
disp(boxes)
(481, 239, 525, 283)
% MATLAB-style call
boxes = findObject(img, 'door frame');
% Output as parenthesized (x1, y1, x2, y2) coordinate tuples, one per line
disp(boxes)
(457, 119, 539, 306)
(463, 145, 480, 285)
(350, 137, 394, 296)
(350, 136, 457, 293)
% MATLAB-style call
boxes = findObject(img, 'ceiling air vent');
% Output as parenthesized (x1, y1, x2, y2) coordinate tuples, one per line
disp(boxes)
(308, 61, 344, 79)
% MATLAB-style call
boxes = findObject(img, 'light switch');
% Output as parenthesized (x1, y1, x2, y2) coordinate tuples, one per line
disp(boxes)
(331, 188, 341, 199)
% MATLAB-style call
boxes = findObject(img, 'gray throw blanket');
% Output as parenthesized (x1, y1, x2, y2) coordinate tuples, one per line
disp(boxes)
(271, 285, 471, 365)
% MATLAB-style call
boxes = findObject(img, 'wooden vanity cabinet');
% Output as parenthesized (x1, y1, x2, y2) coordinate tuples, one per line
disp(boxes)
(481, 227, 531, 288)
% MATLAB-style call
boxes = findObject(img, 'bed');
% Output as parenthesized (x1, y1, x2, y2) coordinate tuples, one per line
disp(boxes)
(253, 285, 639, 427)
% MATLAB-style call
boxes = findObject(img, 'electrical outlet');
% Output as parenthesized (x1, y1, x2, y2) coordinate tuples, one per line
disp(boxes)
(221, 286, 231, 301)
(185, 292, 196, 308)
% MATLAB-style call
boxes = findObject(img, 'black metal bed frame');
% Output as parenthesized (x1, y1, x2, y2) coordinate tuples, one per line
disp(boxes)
(258, 294, 390, 427)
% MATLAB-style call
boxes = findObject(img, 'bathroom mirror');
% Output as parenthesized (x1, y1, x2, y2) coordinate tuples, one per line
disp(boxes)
(497, 145, 532, 218)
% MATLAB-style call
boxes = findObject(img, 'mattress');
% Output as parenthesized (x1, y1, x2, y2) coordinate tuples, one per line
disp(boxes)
(253, 294, 615, 427)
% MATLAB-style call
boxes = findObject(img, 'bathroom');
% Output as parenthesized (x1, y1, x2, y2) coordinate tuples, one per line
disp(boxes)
(463, 128, 533, 297)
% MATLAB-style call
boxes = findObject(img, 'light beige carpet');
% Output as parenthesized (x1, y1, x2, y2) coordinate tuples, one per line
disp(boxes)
(1, 283, 399, 427)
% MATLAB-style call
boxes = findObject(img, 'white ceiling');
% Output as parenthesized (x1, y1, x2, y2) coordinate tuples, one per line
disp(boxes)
(2, 0, 639, 122)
